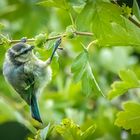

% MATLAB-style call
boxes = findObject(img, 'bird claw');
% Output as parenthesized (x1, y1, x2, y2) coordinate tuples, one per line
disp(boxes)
(20, 37, 27, 43)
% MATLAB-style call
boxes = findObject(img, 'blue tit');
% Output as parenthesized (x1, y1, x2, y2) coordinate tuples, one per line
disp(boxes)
(3, 38, 61, 123)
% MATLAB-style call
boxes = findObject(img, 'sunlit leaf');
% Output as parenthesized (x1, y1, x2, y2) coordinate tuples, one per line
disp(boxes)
(108, 69, 140, 100)
(92, 1, 140, 46)
(115, 101, 140, 134)
(81, 125, 96, 140)
(78, 1, 140, 47)
(55, 118, 96, 140)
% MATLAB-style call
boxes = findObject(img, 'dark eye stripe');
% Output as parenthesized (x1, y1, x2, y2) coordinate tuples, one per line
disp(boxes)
(19, 47, 33, 56)
(13, 49, 28, 57)
(9, 46, 34, 57)
(20, 49, 28, 55)
(20, 46, 34, 55)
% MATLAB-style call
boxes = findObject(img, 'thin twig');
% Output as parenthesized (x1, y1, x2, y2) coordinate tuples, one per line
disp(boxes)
(128, 17, 140, 28)
(0, 31, 93, 45)
(10, 38, 35, 44)
(75, 31, 94, 36)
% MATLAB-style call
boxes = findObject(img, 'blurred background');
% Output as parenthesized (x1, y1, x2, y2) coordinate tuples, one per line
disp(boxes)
(0, 0, 140, 140)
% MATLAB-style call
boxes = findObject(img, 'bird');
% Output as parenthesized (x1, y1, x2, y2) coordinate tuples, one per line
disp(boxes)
(3, 38, 61, 123)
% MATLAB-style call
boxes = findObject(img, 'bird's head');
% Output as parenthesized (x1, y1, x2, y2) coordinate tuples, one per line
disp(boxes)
(7, 43, 34, 64)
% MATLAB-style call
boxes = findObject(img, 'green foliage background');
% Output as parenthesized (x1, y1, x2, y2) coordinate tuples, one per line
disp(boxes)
(0, 0, 140, 140)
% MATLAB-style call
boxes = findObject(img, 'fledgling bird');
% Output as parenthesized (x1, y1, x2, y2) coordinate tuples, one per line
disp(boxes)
(3, 38, 61, 123)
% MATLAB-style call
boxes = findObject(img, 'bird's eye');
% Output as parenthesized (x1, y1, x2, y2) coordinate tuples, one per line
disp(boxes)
(23, 50, 28, 54)
(20, 49, 29, 55)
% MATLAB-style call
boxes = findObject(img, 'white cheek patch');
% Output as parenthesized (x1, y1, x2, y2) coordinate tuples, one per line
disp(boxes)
(10, 49, 18, 55)
(16, 53, 30, 62)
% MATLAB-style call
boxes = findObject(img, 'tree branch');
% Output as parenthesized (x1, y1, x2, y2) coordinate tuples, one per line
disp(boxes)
(128, 17, 140, 28)
(75, 31, 93, 36)
(0, 31, 93, 45)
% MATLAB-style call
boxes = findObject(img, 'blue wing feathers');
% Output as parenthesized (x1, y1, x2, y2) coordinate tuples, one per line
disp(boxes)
(31, 94, 42, 123)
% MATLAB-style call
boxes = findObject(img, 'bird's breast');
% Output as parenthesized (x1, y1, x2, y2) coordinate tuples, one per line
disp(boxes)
(25, 60, 52, 93)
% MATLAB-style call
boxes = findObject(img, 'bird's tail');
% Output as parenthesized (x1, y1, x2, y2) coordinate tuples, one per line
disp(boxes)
(31, 94, 42, 123)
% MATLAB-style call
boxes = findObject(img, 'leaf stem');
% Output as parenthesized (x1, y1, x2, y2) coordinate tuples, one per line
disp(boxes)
(87, 40, 98, 50)
(68, 12, 76, 28)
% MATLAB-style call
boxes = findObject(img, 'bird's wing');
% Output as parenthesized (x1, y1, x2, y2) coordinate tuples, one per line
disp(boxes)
(23, 71, 35, 105)
(23, 66, 42, 123)
(7, 64, 35, 105)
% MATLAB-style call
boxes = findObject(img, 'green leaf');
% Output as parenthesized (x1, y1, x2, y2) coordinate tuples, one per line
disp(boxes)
(82, 63, 103, 96)
(56, 118, 81, 140)
(71, 50, 104, 96)
(92, 1, 140, 47)
(81, 125, 96, 140)
(115, 101, 140, 134)
(78, 1, 126, 46)
(76, 1, 95, 31)
(40, 123, 51, 140)
(77, 1, 140, 46)
(133, 0, 140, 21)
(38, 0, 69, 10)
(71, 50, 88, 82)
(108, 69, 140, 100)
(55, 118, 96, 140)
(34, 33, 47, 48)
(72, 2, 86, 14)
